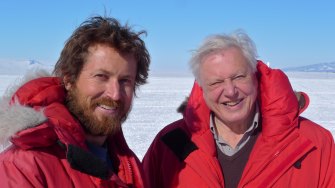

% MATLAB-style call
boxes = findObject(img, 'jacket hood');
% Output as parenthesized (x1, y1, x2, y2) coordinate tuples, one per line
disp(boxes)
(0, 69, 51, 147)
(183, 82, 210, 135)
(0, 69, 88, 150)
(182, 61, 307, 140)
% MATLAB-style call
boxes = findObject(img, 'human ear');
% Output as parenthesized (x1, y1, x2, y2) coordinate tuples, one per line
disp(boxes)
(63, 76, 72, 91)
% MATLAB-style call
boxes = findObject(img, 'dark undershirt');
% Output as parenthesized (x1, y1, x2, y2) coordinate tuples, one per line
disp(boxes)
(216, 127, 260, 188)
(86, 141, 114, 171)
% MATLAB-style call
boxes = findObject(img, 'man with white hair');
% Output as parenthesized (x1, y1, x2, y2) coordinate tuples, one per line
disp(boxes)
(143, 31, 335, 187)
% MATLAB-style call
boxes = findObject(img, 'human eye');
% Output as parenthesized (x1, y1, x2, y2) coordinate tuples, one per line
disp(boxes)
(120, 77, 134, 86)
(209, 81, 219, 86)
(233, 74, 246, 80)
(94, 73, 108, 81)
(208, 80, 223, 89)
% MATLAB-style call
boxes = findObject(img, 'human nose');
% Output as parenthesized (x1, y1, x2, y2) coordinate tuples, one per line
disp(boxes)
(223, 79, 237, 97)
(106, 80, 121, 100)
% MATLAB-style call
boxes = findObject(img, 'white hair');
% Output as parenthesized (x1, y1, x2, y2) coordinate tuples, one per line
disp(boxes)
(189, 30, 258, 83)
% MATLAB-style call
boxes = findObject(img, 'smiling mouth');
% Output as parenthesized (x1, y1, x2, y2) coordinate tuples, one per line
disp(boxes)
(223, 99, 243, 107)
(99, 104, 117, 111)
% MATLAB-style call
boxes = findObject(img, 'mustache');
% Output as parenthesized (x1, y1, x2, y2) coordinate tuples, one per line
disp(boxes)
(91, 97, 121, 108)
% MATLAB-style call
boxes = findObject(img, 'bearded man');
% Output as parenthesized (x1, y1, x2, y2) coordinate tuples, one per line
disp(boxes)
(0, 16, 150, 188)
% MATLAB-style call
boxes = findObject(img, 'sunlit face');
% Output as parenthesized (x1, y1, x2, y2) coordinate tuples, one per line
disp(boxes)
(65, 44, 137, 136)
(198, 47, 258, 126)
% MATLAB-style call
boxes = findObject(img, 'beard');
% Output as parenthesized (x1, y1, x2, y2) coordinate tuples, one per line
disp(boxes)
(66, 87, 130, 136)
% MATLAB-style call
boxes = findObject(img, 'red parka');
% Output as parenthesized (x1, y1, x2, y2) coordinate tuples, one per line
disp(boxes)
(0, 74, 146, 187)
(143, 61, 335, 188)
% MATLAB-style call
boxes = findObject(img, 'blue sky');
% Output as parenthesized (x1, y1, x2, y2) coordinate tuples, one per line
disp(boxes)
(0, 0, 334, 74)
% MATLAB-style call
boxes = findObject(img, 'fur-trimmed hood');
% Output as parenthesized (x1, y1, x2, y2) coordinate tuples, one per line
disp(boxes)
(0, 69, 88, 151)
(0, 69, 51, 148)
(0, 69, 135, 152)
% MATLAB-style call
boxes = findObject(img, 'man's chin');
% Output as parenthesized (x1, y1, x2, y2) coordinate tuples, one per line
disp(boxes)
(86, 127, 121, 137)
(94, 112, 123, 121)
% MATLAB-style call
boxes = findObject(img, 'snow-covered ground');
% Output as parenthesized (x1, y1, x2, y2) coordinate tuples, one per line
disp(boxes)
(1, 72, 335, 159)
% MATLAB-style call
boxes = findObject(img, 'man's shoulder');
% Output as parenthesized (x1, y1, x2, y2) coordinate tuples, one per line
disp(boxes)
(143, 119, 195, 167)
(153, 119, 188, 139)
(144, 119, 189, 156)
(298, 117, 334, 146)
(0, 146, 39, 173)
(0, 143, 63, 165)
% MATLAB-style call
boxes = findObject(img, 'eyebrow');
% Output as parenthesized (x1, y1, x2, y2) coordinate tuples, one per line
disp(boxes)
(92, 69, 136, 79)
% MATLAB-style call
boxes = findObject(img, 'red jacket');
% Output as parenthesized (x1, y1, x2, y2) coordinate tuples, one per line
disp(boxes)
(143, 62, 335, 188)
(0, 75, 146, 188)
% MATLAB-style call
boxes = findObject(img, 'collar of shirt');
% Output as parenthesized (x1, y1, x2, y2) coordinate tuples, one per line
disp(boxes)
(210, 104, 260, 156)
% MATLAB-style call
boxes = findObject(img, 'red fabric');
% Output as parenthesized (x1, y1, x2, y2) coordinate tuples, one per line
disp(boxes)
(0, 77, 146, 188)
(143, 61, 335, 188)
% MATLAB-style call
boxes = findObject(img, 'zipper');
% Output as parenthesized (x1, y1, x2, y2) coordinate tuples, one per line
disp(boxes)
(127, 157, 134, 183)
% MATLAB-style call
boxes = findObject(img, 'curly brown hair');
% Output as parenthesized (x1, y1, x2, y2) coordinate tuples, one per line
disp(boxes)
(53, 16, 150, 89)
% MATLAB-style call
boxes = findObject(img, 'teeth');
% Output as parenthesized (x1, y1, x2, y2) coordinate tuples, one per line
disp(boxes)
(224, 102, 237, 106)
(100, 105, 116, 110)
(223, 100, 241, 106)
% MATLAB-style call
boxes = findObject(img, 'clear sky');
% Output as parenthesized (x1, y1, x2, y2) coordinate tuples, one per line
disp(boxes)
(0, 0, 334, 75)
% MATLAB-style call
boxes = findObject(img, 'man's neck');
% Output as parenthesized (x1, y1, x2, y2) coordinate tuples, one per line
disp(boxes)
(214, 119, 250, 149)
(213, 112, 255, 149)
